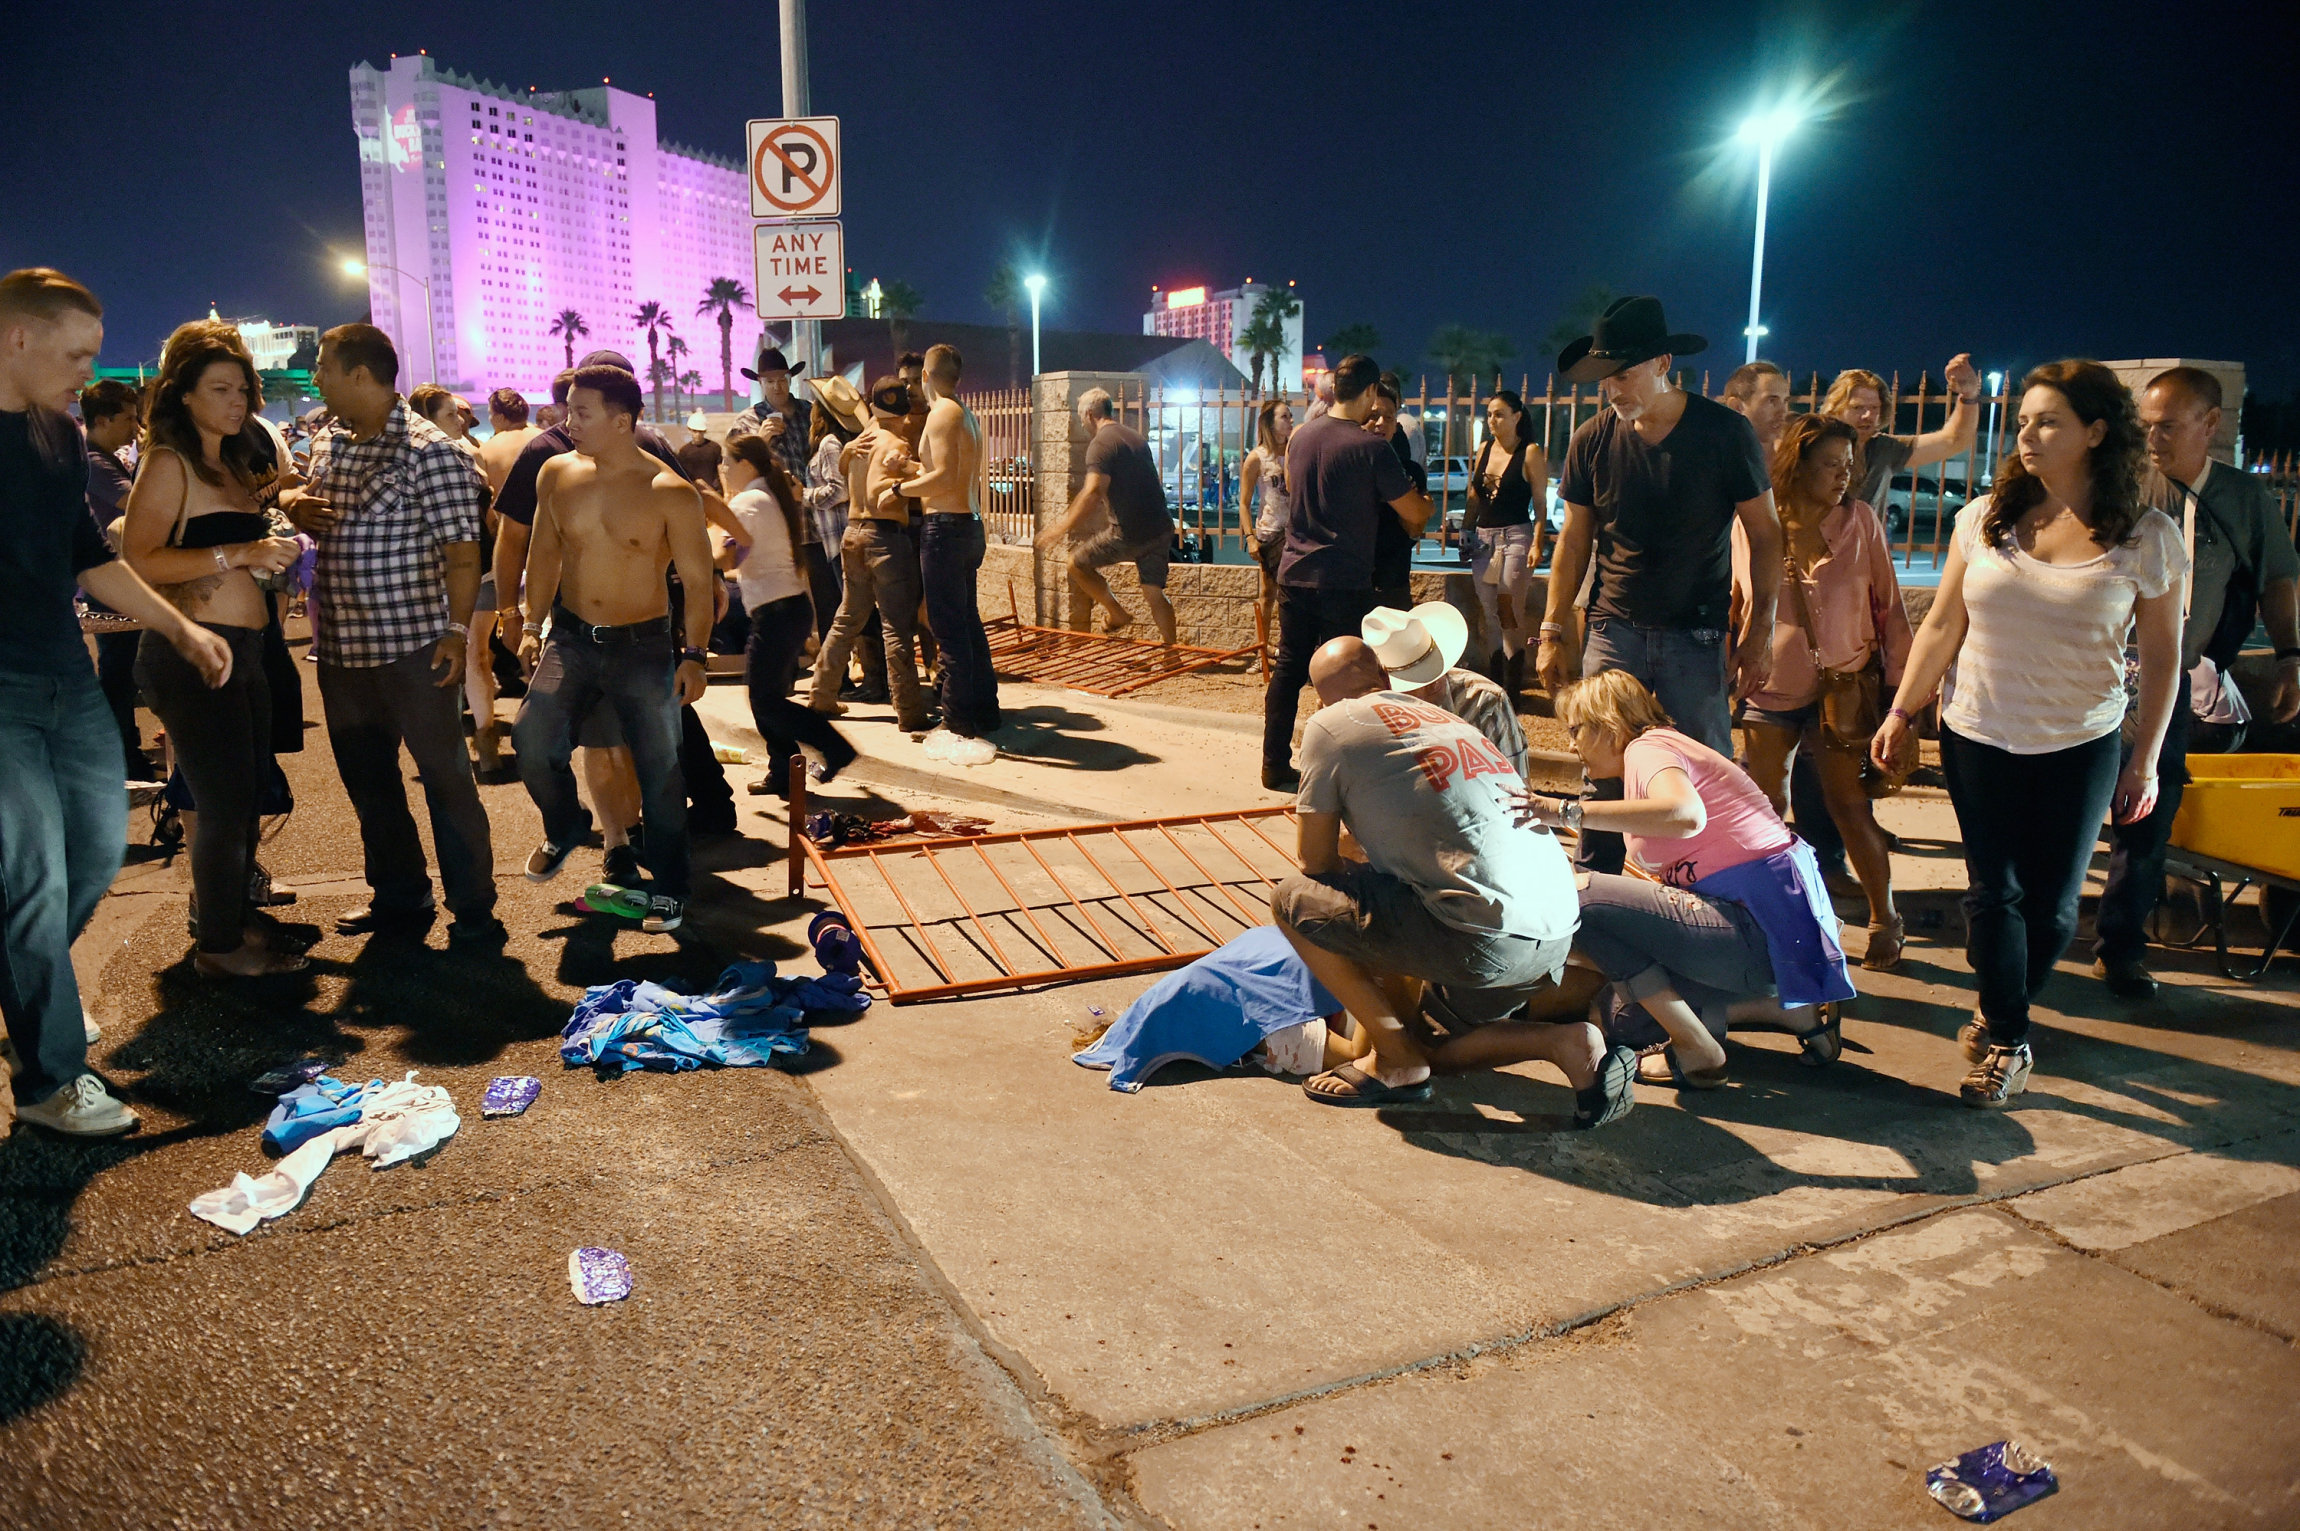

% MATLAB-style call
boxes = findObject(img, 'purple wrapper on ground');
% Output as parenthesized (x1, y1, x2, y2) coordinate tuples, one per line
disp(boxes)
(1925, 1440, 2058, 1521)
(481, 1075, 542, 1117)
(249, 1057, 335, 1095)
(568, 1247, 632, 1305)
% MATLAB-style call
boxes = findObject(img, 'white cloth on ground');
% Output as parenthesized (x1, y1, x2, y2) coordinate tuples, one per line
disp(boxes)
(189, 1073, 461, 1235)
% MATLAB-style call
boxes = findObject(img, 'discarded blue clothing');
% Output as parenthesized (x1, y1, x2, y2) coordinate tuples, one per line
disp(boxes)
(1073, 927, 1340, 1093)
(263, 1075, 381, 1154)
(559, 960, 858, 1075)
(1691, 841, 1857, 1007)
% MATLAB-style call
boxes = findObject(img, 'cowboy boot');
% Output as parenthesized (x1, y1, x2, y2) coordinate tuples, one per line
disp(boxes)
(1504, 649, 1527, 698)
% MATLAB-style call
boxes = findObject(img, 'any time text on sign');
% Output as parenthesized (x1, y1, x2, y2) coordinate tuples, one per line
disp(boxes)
(754, 221, 846, 320)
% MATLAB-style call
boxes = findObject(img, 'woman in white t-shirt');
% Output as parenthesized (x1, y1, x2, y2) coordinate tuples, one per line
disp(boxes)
(1873, 361, 2186, 1109)
(1240, 399, 1294, 606)
(722, 435, 855, 796)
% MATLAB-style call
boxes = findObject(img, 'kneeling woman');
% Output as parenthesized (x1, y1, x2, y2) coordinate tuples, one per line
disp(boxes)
(1524, 672, 1856, 1086)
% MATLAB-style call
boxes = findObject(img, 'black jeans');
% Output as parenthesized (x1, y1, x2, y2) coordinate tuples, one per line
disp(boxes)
(802, 540, 842, 643)
(96, 629, 143, 767)
(747, 595, 853, 792)
(319, 643, 499, 919)
(139, 624, 269, 953)
(0, 667, 122, 1103)
(2095, 702, 2193, 963)
(1263, 585, 1378, 773)
(1940, 725, 2122, 1043)
(919, 514, 1001, 737)
(514, 617, 690, 896)
(1789, 751, 1845, 869)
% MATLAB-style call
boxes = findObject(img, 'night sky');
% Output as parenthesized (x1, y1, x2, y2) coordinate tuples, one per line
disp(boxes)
(7, 1, 2297, 394)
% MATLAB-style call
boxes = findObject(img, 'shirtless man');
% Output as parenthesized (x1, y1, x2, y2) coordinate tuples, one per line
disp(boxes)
(476, 387, 540, 493)
(512, 364, 715, 933)
(808, 378, 931, 729)
(893, 343, 998, 737)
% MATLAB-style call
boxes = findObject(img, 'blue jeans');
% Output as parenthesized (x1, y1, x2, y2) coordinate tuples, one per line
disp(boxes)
(1578, 616, 1733, 874)
(515, 616, 691, 896)
(919, 514, 1001, 737)
(0, 668, 123, 1103)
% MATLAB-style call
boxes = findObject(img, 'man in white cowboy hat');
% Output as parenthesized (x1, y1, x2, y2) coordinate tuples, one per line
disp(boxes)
(1537, 294, 1783, 873)
(1362, 602, 1527, 778)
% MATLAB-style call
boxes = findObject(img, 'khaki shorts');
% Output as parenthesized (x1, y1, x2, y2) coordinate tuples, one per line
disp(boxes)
(1079, 524, 1172, 587)
(1273, 863, 1570, 1027)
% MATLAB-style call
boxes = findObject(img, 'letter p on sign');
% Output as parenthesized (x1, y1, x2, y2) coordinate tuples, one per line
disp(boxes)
(748, 116, 841, 218)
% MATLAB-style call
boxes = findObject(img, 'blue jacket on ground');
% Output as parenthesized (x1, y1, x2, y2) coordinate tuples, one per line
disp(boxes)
(1072, 927, 1340, 1093)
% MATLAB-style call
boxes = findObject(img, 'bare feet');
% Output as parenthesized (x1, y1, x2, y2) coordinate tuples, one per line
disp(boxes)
(1100, 607, 1134, 637)
(194, 941, 310, 979)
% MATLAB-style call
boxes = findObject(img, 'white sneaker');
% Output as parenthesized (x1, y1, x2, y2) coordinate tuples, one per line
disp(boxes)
(16, 1074, 139, 1136)
(83, 1009, 102, 1044)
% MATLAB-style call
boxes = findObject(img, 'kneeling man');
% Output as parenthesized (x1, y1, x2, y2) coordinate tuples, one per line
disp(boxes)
(515, 365, 715, 932)
(1273, 638, 1635, 1125)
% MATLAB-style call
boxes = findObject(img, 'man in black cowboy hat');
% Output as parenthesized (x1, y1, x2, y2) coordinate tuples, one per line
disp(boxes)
(1538, 295, 1783, 873)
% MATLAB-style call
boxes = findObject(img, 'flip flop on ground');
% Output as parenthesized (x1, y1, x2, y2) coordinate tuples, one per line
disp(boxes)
(1302, 1063, 1433, 1108)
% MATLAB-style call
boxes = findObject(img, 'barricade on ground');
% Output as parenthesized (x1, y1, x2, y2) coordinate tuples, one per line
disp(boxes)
(982, 579, 1266, 698)
(784, 759, 1300, 1003)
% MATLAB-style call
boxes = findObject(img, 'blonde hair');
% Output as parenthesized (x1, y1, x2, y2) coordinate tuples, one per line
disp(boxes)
(1555, 670, 1674, 744)
(1821, 368, 1888, 419)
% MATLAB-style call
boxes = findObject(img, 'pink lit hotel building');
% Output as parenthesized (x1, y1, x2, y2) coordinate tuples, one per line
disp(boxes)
(350, 54, 764, 400)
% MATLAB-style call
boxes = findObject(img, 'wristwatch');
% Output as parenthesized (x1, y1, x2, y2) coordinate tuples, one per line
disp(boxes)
(679, 646, 706, 665)
(1562, 797, 1584, 833)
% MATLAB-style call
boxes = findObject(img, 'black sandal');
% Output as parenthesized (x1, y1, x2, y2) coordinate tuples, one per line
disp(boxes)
(1794, 1002, 1842, 1068)
(1303, 1063, 1432, 1108)
(1574, 1043, 1637, 1129)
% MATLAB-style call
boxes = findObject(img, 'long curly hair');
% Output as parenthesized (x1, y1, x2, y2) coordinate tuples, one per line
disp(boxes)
(1981, 360, 2146, 549)
(144, 321, 270, 490)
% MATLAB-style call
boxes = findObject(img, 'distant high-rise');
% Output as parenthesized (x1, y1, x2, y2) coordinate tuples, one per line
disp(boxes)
(349, 54, 764, 401)
(1143, 282, 1304, 392)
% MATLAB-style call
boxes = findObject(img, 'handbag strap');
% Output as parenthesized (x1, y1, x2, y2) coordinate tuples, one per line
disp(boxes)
(1780, 542, 1827, 672)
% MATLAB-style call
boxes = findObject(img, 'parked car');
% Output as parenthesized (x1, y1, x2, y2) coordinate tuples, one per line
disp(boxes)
(1880, 473, 1968, 542)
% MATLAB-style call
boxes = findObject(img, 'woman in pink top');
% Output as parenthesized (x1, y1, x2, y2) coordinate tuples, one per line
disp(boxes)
(1523, 672, 1855, 1088)
(1733, 414, 1915, 969)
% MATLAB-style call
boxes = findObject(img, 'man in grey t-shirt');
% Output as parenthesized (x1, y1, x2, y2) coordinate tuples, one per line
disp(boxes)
(1823, 354, 1981, 514)
(1036, 388, 1177, 643)
(1271, 639, 1631, 1124)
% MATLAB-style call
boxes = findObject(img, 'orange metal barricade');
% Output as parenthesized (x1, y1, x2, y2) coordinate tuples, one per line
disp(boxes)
(983, 581, 1262, 698)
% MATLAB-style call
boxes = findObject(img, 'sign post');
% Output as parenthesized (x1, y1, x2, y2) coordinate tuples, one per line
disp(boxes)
(753, 220, 846, 322)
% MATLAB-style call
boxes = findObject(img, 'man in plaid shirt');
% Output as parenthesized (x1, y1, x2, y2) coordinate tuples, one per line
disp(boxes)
(281, 324, 502, 946)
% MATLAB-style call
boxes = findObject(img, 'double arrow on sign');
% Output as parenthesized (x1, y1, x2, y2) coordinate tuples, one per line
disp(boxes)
(778, 285, 822, 305)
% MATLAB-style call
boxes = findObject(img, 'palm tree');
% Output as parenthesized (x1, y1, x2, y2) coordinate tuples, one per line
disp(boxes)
(665, 336, 692, 416)
(878, 279, 924, 355)
(983, 262, 1023, 389)
(1323, 322, 1382, 360)
(549, 308, 589, 371)
(696, 277, 751, 412)
(1539, 285, 1616, 362)
(1425, 324, 1514, 387)
(678, 369, 704, 418)
(633, 301, 676, 421)
(1243, 287, 1302, 393)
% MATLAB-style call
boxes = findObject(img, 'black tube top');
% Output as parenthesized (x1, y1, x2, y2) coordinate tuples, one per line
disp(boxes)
(174, 511, 272, 549)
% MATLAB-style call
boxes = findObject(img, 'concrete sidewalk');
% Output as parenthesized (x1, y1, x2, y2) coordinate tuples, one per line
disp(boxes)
(701, 669, 2300, 1528)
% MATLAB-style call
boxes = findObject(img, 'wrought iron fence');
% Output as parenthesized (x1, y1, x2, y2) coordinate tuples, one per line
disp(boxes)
(965, 377, 2300, 571)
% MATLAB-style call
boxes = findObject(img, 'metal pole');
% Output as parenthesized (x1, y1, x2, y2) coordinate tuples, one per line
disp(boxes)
(1029, 286, 1042, 377)
(1744, 140, 1772, 365)
(779, 0, 816, 376)
(417, 275, 436, 387)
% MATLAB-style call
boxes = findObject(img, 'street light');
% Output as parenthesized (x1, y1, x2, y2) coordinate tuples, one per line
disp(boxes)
(1023, 273, 1046, 380)
(340, 255, 436, 386)
(1735, 107, 1799, 364)
(1983, 369, 2006, 483)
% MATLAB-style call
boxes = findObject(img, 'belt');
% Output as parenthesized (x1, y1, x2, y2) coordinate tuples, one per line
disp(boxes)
(550, 608, 672, 643)
(922, 511, 980, 521)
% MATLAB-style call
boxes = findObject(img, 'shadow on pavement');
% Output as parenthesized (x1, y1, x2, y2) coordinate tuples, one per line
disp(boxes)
(988, 704, 1160, 773)
(0, 1313, 86, 1422)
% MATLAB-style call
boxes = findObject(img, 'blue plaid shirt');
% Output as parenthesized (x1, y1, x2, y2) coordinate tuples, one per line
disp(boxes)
(305, 399, 487, 667)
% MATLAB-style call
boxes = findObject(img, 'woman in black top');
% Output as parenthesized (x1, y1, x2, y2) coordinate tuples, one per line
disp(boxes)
(1463, 389, 1547, 695)
(122, 322, 305, 978)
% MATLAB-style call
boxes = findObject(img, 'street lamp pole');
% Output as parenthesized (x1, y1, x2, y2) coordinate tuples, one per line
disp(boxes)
(342, 257, 435, 386)
(1984, 369, 2005, 483)
(1024, 274, 1045, 380)
(1743, 136, 1774, 365)
(779, 0, 816, 376)
(1735, 108, 1797, 365)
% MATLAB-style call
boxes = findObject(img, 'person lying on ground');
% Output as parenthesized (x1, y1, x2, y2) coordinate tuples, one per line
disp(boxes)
(1271, 637, 1635, 1127)
(1360, 601, 1528, 778)
(1523, 671, 1855, 1090)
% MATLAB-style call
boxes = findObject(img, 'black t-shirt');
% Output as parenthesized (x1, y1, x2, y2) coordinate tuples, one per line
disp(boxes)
(1279, 413, 1413, 591)
(1084, 423, 1169, 543)
(1, 408, 115, 677)
(1558, 393, 1768, 629)
(493, 421, 683, 526)
(1372, 427, 1425, 594)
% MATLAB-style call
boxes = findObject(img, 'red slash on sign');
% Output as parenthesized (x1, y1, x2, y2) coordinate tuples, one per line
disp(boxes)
(779, 286, 822, 305)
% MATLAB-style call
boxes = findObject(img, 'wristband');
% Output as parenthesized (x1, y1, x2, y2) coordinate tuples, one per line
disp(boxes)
(1539, 621, 1565, 637)
(679, 646, 706, 665)
(522, 622, 544, 637)
(445, 622, 469, 639)
(214, 547, 229, 572)
(1888, 705, 1916, 723)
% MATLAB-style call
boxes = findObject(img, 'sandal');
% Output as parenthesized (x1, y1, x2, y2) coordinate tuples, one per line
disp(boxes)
(1793, 1002, 1842, 1068)
(1573, 1043, 1638, 1129)
(194, 947, 311, 979)
(1861, 916, 1906, 972)
(1302, 1062, 1433, 1109)
(1635, 1047, 1728, 1090)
